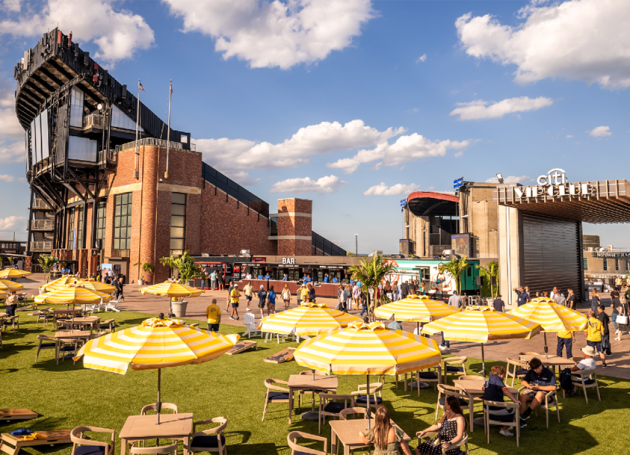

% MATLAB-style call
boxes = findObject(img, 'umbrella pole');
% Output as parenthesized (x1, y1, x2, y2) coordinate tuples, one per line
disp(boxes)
(366, 373, 371, 431)
(544, 332, 549, 358)
(157, 368, 162, 425)
(480, 344, 486, 378)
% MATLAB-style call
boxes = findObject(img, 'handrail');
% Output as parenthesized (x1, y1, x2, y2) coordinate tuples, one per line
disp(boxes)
(115, 138, 187, 153)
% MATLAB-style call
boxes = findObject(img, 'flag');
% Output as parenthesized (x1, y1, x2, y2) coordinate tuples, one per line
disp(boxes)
(139, 80, 145, 91)
(170, 82, 173, 94)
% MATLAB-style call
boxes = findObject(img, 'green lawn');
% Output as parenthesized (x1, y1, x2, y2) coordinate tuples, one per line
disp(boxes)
(1, 310, 629, 454)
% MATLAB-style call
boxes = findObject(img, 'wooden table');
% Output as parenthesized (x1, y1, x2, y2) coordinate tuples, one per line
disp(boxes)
(454, 379, 519, 433)
(120, 413, 193, 455)
(54, 330, 91, 340)
(0, 430, 71, 455)
(329, 419, 411, 455)
(520, 354, 576, 375)
(288, 374, 338, 424)
(68, 316, 100, 334)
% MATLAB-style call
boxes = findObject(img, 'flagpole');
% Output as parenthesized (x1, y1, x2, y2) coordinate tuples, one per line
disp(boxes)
(134, 79, 141, 179)
(165, 79, 172, 179)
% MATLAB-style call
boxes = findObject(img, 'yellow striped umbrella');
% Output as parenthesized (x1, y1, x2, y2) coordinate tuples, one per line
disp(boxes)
(0, 289, 6, 300)
(0, 269, 31, 279)
(41, 275, 76, 291)
(422, 306, 541, 376)
(76, 279, 116, 294)
(75, 317, 239, 423)
(259, 303, 362, 337)
(374, 295, 457, 330)
(507, 300, 588, 357)
(140, 280, 203, 297)
(0, 280, 23, 292)
(34, 285, 112, 305)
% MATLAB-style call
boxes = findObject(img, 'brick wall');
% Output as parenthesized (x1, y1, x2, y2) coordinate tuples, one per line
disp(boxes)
(277, 198, 312, 255)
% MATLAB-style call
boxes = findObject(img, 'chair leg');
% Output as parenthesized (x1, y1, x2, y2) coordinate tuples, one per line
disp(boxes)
(262, 399, 268, 422)
(583, 385, 589, 404)
(595, 383, 601, 401)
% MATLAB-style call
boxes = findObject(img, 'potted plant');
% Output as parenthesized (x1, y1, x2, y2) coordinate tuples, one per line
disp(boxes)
(160, 251, 202, 317)
(134, 262, 155, 285)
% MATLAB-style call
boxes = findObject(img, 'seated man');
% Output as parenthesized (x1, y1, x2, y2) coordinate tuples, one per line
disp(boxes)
(5, 291, 18, 317)
(566, 346, 597, 397)
(483, 365, 523, 437)
(519, 357, 557, 421)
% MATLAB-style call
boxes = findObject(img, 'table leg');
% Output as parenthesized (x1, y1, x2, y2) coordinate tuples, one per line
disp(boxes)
(344, 443, 350, 455)
(331, 429, 336, 455)
(183, 436, 190, 455)
(469, 395, 474, 433)
(289, 388, 294, 424)
(121, 438, 127, 455)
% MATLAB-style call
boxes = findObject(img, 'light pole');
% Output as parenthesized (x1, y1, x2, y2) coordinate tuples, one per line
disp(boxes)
(355, 234, 358, 255)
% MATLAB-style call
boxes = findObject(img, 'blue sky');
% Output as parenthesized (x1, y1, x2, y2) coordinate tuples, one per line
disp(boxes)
(0, 0, 628, 253)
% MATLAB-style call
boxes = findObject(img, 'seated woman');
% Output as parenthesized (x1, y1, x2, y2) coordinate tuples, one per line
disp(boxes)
(416, 396, 466, 455)
(359, 406, 413, 455)
(483, 365, 521, 437)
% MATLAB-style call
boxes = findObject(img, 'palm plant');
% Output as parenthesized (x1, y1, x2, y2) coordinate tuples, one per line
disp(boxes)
(37, 254, 57, 282)
(440, 256, 469, 294)
(348, 255, 397, 319)
(477, 261, 499, 298)
(159, 251, 202, 283)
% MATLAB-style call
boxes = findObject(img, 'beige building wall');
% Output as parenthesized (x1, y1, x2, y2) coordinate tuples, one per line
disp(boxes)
(498, 204, 522, 308)
(459, 183, 500, 258)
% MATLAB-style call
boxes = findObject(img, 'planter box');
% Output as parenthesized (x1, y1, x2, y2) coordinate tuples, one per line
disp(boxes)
(172, 301, 188, 318)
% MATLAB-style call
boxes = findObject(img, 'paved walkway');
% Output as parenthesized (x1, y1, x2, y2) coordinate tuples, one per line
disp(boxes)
(18, 274, 630, 379)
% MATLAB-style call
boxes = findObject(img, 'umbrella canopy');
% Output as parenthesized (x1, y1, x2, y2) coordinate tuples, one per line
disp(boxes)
(374, 295, 457, 323)
(294, 321, 442, 376)
(0, 269, 31, 279)
(75, 279, 116, 294)
(0, 289, 6, 300)
(140, 280, 203, 298)
(41, 275, 77, 291)
(34, 284, 112, 305)
(259, 302, 362, 336)
(0, 280, 23, 292)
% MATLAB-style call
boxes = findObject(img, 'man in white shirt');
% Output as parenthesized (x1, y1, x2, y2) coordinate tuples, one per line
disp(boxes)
(352, 283, 361, 310)
(554, 290, 566, 306)
(550, 287, 558, 301)
(448, 291, 463, 309)
(567, 346, 597, 397)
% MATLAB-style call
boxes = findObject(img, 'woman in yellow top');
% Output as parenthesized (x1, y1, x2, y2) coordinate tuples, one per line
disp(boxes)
(299, 285, 309, 306)
(230, 284, 240, 321)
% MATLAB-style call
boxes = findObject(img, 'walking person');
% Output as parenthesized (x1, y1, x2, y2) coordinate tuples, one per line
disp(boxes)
(200, 270, 206, 291)
(244, 281, 254, 312)
(267, 286, 276, 316)
(210, 270, 218, 290)
(336, 284, 345, 311)
(585, 310, 606, 367)
(281, 283, 291, 310)
(616, 291, 630, 339)
(556, 327, 575, 358)
(224, 280, 234, 313)
(615, 276, 623, 292)
(566, 288, 576, 309)
(229, 283, 240, 321)
(611, 288, 621, 335)
(597, 304, 612, 357)
(205, 298, 220, 333)
(257, 285, 267, 319)
(308, 283, 316, 303)
(112, 276, 121, 301)
(117, 274, 125, 301)
(590, 289, 601, 313)
(343, 284, 352, 312)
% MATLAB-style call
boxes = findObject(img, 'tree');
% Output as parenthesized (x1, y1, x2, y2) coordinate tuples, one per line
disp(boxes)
(133, 262, 155, 284)
(348, 255, 397, 319)
(477, 261, 499, 298)
(159, 251, 202, 283)
(37, 254, 57, 282)
(440, 256, 469, 294)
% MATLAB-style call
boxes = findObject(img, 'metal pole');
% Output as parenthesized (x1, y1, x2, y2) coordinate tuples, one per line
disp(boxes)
(134, 80, 140, 179)
(157, 368, 162, 424)
(355, 234, 358, 255)
(506, 206, 512, 307)
(480, 343, 486, 377)
(165, 80, 172, 179)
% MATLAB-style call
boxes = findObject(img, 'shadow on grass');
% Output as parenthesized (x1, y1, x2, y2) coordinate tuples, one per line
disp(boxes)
(231, 442, 280, 454)
(226, 430, 252, 444)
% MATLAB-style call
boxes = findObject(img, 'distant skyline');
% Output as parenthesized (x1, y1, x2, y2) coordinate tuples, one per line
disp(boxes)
(1, 0, 628, 252)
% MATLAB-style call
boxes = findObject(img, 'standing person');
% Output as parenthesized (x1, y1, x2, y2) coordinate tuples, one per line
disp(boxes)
(615, 276, 623, 292)
(392, 283, 399, 301)
(566, 289, 576, 310)
(360, 291, 368, 318)
(359, 406, 414, 455)
(448, 291, 462, 310)
(308, 283, 316, 303)
(493, 294, 505, 312)
(419, 281, 426, 296)
(616, 291, 629, 339)
(229, 284, 240, 321)
(482, 365, 523, 437)
(323, 273, 329, 283)
(257, 285, 267, 319)
(243, 281, 254, 312)
(611, 288, 621, 335)
(267, 286, 276, 316)
(343, 285, 352, 312)
(224, 280, 234, 313)
(585, 310, 606, 367)
(200, 270, 206, 291)
(550, 287, 558, 301)
(117, 274, 125, 301)
(111, 276, 120, 301)
(519, 358, 557, 422)
(597, 305, 612, 357)
(299, 284, 309, 306)
(590, 290, 601, 313)
(283, 273, 288, 281)
(400, 280, 409, 300)
(415, 397, 466, 455)
(217, 272, 224, 291)
(385, 281, 393, 301)
(210, 270, 218, 290)
(205, 298, 221, 333)
(556, 327, 575, 359)
(513, 286, 529, 306)
(352, 282, 361, 310)
(4, 291, 18, 317)
(336, 284, 345, 311)
(554, 289, 566, 306)
(281, 283, 291, 310)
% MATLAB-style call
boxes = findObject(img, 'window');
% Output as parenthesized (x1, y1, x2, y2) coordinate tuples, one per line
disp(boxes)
(96, 202, 107, 241)
(615, 258, 619, 271)
(170, 193, 186, 255)
(583, 257, 588, 271)
(603, 258, 608, 271)
(626, 260, 629, 272)
(113, 193, 132, 256)
(77, 207, 84, 249)
(68, 209, 75, 249)
(270, 216, 278, 236)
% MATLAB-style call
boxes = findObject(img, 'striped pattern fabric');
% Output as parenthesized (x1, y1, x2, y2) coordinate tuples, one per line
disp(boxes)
(374, 295, 456, 322)
(422, 306, 541, 343)
(41, 275, 76, 291)
(0, 289, 6, 299)
(140, 280, 203, 298)
(44, 278, 115, 294)
(508, 300, 587, 332)
(34, 284, 112, 305)
(0, 269, 31, 279)
(75, 318, 240, 374)
(0, 280, 24, 292)
(259, 303, 362, 336)
(294, 321, 442, 375)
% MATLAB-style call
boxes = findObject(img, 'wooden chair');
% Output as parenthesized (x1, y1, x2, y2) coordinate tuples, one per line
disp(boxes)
(443, 356, 467, 384)
(99, 319, 115, 333)
(317, 393, 354, 434)
(287, 431, 327, 455)
(351, 382, 383, 409)
(565, 369, 601, 404)
(410, 367, 442, 395)
(35, 310, 51, 327)
(70, 426, 115, 455)
(506, 357, 529, 387)
(130, 442, 178, 454)
(339, 407, 367, 420)
(130, 403, 178, 448)
(187, 417, 228, 455)
(458, 375, 484, 381)
(435, 384, 469, 421)
(519, 386, 560, 428)
(56, 339, 81, 365)
(35, 334, 57, 361)
(519, 352, 540, 364)
(298, 370, 331, 408)
(419, 431, 470, 455)
(2, 315, 19, 334)
(262, 378, 291, 422)
(483, 401, 520, 447)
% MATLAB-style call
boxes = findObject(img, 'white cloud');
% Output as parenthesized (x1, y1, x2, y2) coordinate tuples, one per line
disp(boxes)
(485, 175, 531, 184)
(2, 0, 20, 12)
(327, 133, 471, 174)
(0, 215, 26, 230)
(196, 119, 404, 173)
(566, 134, 574, 138)
(450, 96, 553, 120)
(363, 182, 420, 196)
(270, 175, 346, 194)
(589, 126, 612, 137)
(0, 174, 25, 182)
(0, 0, 154, 65)
(163, 0, 375, 69)
(456, 0, 630, 89)
(0, 140, 24, 164)
(416, 54, 427, 63)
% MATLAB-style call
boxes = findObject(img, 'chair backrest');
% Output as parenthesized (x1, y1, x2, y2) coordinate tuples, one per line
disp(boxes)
(287, 431, 327, 455)
(38, 334, 56, 342)
(437, 384, 468, 399)
(574, 369, 597, 382)
(70, 426, 114, 452)
(506, 357, 528, 368)
(458, 375, 484, 381)
(340, 407, 367, 420)
(244, 312, 256, 326)
(445, 356, 467, 365)
(141, 402, 179, 415)
(130, 443, 178, 455)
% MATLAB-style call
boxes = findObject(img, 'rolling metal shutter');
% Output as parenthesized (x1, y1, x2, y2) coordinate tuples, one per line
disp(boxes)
(521, 212, 583, 301)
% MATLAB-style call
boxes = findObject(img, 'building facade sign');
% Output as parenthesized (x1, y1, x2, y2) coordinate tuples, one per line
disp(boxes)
(282, 257, 296, 265)
(513, 169, 596, 200)
(594, 252, 630, 258)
